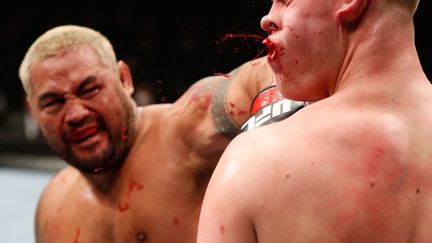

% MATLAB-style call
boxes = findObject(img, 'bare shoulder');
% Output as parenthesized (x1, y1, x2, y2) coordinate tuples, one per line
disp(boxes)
(38, 167, 79, 205)
(203, 123, 284, 207)
(136, 104, 171, 129)
(35, 167, 80, 229)
(199, 97, 432, 241)
(206, 99, 407, 203)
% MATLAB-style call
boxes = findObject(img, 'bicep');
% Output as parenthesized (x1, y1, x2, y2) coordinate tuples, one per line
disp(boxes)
(214, 57, 274, 136)
(170, 58, 273, 143)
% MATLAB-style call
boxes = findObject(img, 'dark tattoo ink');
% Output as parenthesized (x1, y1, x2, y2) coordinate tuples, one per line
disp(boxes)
(211, 75, 240, 138)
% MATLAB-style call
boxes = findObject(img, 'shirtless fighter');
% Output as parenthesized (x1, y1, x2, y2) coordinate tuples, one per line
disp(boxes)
(198, 0, 432, 242)
(18, 25, 303, 243)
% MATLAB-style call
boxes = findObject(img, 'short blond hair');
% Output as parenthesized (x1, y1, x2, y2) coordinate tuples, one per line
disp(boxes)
(19, 25, 117, 95)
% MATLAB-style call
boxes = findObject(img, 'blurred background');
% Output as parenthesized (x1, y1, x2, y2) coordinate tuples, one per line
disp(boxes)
(0, 1, 430, 242)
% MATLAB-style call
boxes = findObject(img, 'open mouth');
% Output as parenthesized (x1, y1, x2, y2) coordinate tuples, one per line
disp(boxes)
(263, 38, 277, 62)
(68, 125, 100, 143)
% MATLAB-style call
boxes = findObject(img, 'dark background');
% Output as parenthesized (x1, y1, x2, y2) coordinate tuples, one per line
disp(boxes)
(0, 0, 431, 157)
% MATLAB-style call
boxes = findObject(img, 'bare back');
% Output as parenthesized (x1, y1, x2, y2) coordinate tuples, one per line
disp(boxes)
(197, 0, 431, 242)
(198, 78, 432, 243)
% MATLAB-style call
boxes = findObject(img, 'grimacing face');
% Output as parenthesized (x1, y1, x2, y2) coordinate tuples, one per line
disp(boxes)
(27, 45, 135, 174)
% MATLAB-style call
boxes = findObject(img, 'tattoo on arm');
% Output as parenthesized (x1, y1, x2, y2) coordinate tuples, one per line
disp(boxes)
(211, 78, 239, 138)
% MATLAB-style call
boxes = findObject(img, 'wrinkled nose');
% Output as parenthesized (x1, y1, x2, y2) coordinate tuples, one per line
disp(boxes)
(64, 102, 90, 126)
(260, 14, 280, 34)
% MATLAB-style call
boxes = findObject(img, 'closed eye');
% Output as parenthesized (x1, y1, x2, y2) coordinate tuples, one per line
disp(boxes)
(79, 86, 100, 99)
(38, 92, 65, 110)
(43, 99, 64, 108)
(77, 76, 100, 99)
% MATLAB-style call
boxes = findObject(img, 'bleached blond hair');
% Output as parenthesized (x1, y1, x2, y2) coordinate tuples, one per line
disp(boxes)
(19, 25, 118, 95)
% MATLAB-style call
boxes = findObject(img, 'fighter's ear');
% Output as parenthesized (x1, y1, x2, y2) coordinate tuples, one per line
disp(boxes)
(335, 0, 369, 24)
(118, 60, 134, 96)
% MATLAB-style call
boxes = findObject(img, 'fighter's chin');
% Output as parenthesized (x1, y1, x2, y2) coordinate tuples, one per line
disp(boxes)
(267, 55, 283, 74)
(65, 138, 115, 174)
(67, 149, 115, 175)
(273, 75, 298, 100)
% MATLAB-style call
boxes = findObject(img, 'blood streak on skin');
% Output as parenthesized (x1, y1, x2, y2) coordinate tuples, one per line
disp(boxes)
(227, 102, 247, 116)
(201, 91, 213, 109)
(187, 90, 213, 111)
(219, 225, 225, 236)
(93, 159, 114, 174)
(121, 126, 128, 140)
(173, 217, 180, 227)
(126, 179, 144, 197)
(174, 89, 214, 115)
(74, 228, 80, 243)
(118, 201, 129, 213)
(213, 73, 232, 78)
(127, 180, 136, 197)
(238, 110, 247, 116)
(263, 38, 277, 62)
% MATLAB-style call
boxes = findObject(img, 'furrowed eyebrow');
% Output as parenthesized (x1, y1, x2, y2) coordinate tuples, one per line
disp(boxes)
(76, 75, 97, 93)
(38, 92, 62, 108)
(37, 76, 98, 107)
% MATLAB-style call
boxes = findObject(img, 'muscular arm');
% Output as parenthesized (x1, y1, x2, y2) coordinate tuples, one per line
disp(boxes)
(211, 57, 274, 137)
(171, 57, 273, 151)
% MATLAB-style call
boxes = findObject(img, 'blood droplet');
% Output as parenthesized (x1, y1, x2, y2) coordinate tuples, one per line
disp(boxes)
(74, 228, 80, 243)
(219, 225, 225, 236)
(173, 217, 180, 227)
(118, 201, 129, 213)
(213, 73, 232, 78)
(121, 127, 128, 140)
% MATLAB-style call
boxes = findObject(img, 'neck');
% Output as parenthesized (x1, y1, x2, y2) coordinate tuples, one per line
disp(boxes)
(83, 169, 121, 193)
(332, 2, 425, 93)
